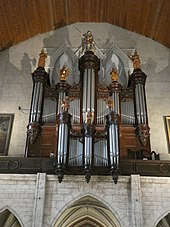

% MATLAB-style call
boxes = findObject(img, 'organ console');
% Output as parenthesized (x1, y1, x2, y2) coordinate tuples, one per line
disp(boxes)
(25, 32, 152, 183)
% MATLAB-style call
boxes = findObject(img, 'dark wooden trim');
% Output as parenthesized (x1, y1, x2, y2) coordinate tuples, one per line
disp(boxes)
(0, 157, 170, 178)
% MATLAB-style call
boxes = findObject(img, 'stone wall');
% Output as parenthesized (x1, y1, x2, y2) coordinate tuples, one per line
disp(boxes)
(0, 173, 170, 227)
(0, 23, 169, 158)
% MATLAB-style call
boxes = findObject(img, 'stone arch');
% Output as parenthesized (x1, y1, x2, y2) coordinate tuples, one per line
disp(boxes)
(0, 206, 23, 227)
(52, 195, 122, 227)
(154, 210, 170, 227)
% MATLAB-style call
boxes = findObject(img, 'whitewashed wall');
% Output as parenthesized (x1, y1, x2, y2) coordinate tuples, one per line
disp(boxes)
(0, 174, 170, 227)
(0, 22, 169, 158)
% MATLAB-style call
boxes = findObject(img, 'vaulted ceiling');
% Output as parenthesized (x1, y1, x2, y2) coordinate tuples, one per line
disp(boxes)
(0, 0, 170, 51)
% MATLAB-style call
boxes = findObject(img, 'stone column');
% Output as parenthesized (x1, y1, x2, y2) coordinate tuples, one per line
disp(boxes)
(131, 175, 143, 227)
(32, 173, 46, 227)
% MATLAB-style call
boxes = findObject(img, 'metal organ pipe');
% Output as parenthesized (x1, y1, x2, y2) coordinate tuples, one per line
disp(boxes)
(109, 123, 119, 166)
(106, 79, 121, 183)
(130, 70, 147, 125)
(55, 112, 72, 183)
(55, 77, 71, 183)
(82, 68, 95, 182)
(27, 67, 48, 146)
(106, 111, 120, 184)
(79, 51, 100, 183)
(130, 69, 150, 146)
(57, 91, 66, 115)
(84, 137, 92, 166)
(82, 68, 95, 120)
(112, 92, 120, 114)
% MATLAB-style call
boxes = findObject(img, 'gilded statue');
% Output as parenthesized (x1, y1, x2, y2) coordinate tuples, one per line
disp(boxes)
(38, 48, 47, 68)
(129, 50, 141, 70)
(85, 111, 94, 125)
(110, 68, 119, 81)
(60, 97, 72, 112)
(105, 97, 114, 111)
(82, 31, 94, 52)
(60, 65, 70, 81)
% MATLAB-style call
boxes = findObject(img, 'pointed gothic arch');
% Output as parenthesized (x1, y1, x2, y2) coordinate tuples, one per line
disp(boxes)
(0, 207, 23, 227)
(49, 44, 78, 86)
(52, 195, 122, 227)
(103, 43, 133, 88)
(155, 211, 170, 227)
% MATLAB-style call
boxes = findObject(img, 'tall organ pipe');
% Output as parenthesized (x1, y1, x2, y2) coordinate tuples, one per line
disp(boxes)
(55, 79, 71, 183)
(130, 69, 147, 125)
(55, 80, 70, 114)
(79, 51, 100, 183)
(109, 80, 122, 115)
(55, 112, 72, 183)
(82, 68, 95, 115)
(107, 79, 121, 183)
(130, 69, 150, 146)
(106, 112, 120, 183)
(27, 67, 49, 145)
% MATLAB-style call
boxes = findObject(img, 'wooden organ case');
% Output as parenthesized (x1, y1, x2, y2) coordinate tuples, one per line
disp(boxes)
(25, 34, 152, 183)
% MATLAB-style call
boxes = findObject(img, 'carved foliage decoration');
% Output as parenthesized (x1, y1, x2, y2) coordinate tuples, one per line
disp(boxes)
(136, 124, 150, 146)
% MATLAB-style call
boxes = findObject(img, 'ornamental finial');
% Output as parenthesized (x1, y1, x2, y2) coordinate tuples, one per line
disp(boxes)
(129, 50, 141, 70)
(38, 48, 47, 68)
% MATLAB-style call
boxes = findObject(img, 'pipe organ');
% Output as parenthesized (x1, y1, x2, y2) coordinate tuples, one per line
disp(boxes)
(26, 32, 151, 183)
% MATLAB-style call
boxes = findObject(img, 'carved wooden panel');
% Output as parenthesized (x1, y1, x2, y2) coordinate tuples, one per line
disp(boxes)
(27, 124, 57, 157)
(119, 125, 151, 159)
(27, 123, 151, 160)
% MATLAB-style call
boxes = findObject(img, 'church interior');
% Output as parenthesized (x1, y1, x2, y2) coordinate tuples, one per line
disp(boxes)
(0, 1, 170, 226)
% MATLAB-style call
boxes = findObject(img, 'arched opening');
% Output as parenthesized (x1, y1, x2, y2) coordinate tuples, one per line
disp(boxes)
(53, 196, 122, 227)
(0, 209, 22, 227)
(156, 213, 170, 227)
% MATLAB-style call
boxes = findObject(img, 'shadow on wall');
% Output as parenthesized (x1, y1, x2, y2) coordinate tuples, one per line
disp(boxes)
(0, 49, 36, 156)
(43, 21, 71, 48)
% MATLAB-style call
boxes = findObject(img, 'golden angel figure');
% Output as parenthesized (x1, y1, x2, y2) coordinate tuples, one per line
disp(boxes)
(60, 65, 70, 81)
(110, 68, 119, 81)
